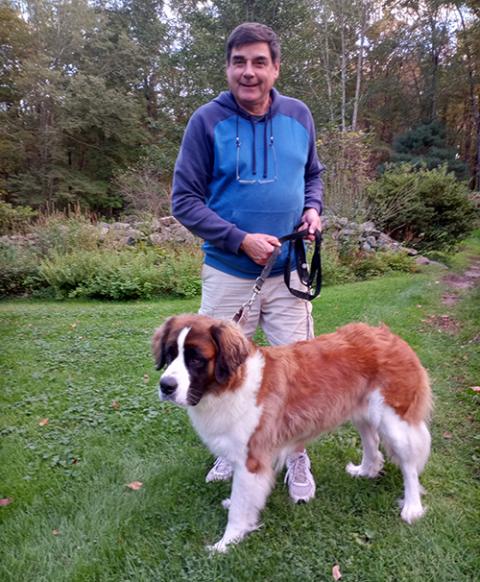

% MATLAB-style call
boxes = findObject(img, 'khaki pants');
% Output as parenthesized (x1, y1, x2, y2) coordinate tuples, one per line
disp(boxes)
(199, 264, 314, 345)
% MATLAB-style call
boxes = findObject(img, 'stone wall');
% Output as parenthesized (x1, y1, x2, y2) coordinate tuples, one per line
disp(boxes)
(1, 215, 446, 266)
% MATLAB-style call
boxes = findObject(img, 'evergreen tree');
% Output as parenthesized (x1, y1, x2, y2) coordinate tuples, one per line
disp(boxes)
(392, 121, 469, 180)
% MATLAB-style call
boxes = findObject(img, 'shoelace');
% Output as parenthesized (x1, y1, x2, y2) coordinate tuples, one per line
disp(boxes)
(212, 457, 231, 474)
(284, 454, 309, 485)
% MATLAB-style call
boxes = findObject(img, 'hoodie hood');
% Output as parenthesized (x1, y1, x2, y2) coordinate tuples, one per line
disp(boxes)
(213, 89, 277, 181)
(213, 88, 280, 118)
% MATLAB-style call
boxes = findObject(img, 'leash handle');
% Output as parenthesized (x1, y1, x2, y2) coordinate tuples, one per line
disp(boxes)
(283, 228, 322, 300)
(232, 227, 322, 324)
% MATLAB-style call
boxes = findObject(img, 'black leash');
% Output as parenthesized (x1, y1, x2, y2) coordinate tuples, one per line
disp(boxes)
(232, 227, 322, 324)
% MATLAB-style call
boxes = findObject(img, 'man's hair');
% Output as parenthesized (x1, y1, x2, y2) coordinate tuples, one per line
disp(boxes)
(226, 23, 281, 63)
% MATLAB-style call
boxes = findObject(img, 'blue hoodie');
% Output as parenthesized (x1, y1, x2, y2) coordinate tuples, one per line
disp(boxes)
(172, 88, 324, 278)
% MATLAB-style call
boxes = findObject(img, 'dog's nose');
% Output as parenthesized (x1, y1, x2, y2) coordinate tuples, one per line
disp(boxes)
(160, 376, 177, 395)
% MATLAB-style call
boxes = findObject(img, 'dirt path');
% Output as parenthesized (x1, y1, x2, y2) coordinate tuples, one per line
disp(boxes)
(441, 256, 480, 307)
(422, 254, 480, 335)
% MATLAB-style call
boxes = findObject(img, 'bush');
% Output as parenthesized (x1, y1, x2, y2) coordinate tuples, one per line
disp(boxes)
(367, 164, 477, 250)
(38, 245, 202, 300)
(349, 250, 417, 280)
(32, 213, 101, 256)
(391, 121, 469, 180)
(0, 242, 43, 296)
(319, 241, 416, 286)
(316, 130, 374, 220)
(0, 200, 37, 235)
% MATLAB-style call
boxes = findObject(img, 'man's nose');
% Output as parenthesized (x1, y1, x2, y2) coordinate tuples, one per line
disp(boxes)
(243, 62, 254, 78)
(160, 376, 177, 395)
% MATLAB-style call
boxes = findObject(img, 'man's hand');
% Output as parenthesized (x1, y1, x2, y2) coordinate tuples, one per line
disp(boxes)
(299, 208, 322, 241)
(240, 233, 281, 266)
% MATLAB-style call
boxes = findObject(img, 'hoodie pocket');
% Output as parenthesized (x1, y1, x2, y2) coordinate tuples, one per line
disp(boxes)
(231, 209, 300, 238)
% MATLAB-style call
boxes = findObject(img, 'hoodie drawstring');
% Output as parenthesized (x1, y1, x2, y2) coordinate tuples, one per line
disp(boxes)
(235, 108, 274, 182)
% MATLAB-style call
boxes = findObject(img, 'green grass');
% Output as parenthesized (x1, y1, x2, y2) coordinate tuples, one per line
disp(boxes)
(1, 236, 479, 581)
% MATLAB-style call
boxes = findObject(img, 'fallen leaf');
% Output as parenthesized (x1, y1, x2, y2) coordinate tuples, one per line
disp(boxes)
(332, 564, 342, 580)
(111, 400, 120, 410)
(443, 431, 453, 439)
(126, 481, 143, 491)
(70, 323, 77, 330)
(38, 418, 49, 427)
(52, 529, 61, 536)
(0, 498, 13, 507)
(143, 374, 150, 384)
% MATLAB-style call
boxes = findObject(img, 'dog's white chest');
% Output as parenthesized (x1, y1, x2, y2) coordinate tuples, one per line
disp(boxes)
(188, 351, 264, 464)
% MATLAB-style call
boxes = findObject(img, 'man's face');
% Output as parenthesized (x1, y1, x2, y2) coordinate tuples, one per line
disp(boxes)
(226, 42, 280, 116)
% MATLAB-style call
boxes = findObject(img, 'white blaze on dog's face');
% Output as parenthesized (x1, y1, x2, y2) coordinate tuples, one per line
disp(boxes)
(152, 314, 251, 408)
(159, 326, 191, 406)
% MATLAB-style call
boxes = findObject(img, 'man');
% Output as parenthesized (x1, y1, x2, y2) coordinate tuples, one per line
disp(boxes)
(171, 22, 324, 503)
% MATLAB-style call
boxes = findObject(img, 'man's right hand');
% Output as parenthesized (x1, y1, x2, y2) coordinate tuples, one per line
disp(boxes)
(240, 233, 281, 266)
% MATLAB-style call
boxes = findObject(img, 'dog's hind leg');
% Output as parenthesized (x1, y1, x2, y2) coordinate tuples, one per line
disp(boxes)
(207, 463, 274, 553)
(346, 417, 384, 478)
(379, 412, 431, 524)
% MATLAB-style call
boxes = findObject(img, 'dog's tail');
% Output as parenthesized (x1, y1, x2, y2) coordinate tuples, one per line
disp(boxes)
(405, 365, 433, 426)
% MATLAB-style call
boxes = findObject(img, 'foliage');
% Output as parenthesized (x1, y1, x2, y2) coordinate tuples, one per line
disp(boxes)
(0, 200, 37, 234)
(348, 250, 417, 280)
(367, 164, 478, 249)
(38, 245, 202, 300)
(0, 242, 42, 296)
(31, 213, 101, 255)
(391, 121, 469, 180)
(114, 146, 173, 217)
(1, 1, 479, 213)
(317, 130, 374, 220)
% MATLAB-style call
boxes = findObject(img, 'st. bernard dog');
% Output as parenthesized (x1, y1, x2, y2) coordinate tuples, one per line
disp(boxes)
(152, 313, 432, 553)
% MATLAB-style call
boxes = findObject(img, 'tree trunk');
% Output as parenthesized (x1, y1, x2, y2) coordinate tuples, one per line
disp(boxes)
(352, 4, 366, 131)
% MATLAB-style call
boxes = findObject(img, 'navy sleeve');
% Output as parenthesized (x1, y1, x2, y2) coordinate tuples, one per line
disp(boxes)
(171, 108, 247, 253)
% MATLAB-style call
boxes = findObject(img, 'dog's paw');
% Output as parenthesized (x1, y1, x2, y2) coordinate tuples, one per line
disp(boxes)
(221, 498, 231, 510)
(346, 461, 383, 478)
(206, 539, 229, 554)
(401, 503, 425, 524)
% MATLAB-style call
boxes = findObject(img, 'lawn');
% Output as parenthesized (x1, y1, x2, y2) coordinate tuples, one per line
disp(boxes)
(1, 237, 479, 581)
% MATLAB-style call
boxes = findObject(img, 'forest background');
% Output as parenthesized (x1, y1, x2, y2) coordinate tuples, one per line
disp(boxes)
(1, 0, 479, 219)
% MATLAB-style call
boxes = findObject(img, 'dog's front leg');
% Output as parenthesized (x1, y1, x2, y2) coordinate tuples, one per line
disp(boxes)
(207, 464, 274, 553)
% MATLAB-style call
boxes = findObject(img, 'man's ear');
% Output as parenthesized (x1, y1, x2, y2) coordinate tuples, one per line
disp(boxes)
(210, 322, 250, 384)
(151, 317, 173, 370)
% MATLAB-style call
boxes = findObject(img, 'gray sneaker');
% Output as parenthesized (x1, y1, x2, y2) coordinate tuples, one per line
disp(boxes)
(205, 457, 234, 483)
(284, 451, 316, 503)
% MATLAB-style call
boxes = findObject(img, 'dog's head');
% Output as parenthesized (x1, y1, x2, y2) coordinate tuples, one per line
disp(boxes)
(152, 314, 251, 406)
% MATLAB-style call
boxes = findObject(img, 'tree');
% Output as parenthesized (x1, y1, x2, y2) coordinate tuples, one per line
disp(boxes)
(392, 120, 469, 179)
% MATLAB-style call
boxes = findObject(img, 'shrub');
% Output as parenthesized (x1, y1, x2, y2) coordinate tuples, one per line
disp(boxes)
(319, 240, 416, 286)
(367, 164, 477, 250)
(32, 213, 101, 256)
(0, 242, 43, 296)
(349, 250, 417, 280)
(391, 121, 468, 180)
(0, 200, 37, 235)
(316, 130, 374, 220)
(38, 245, 202, 300)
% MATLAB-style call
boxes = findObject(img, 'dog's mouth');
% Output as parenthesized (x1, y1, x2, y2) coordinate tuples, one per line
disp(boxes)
(158, 388, 188, 408)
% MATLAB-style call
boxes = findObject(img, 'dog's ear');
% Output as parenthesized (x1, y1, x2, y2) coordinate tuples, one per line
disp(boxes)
(211, 322, 250, 384)
(152, 317, 173, 370)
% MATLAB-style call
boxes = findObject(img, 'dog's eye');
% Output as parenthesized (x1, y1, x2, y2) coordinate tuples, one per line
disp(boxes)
(185, 347, 206, 367)
(165, 345, 177, 365)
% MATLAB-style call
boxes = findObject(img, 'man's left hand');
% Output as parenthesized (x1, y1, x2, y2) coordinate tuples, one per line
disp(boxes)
(299, 208, 322, 241)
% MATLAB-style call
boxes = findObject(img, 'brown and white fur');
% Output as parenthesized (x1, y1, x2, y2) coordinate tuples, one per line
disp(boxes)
(152, 314, 432, 553)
